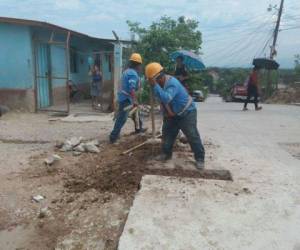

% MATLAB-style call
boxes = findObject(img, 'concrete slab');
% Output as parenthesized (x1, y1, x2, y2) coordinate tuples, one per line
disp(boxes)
(119, 175, 300, 250)
(119, 96, 300, 250)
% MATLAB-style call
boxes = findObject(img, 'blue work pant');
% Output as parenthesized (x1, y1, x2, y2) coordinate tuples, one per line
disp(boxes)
(162, 109, 205, 161)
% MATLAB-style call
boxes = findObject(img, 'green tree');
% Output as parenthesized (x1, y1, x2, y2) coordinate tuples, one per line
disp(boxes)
(127, 16, 202, 71)
(127, 16, 203, 102)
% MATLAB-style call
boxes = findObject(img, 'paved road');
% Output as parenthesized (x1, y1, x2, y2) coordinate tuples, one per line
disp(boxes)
(119, 96, 300, 250)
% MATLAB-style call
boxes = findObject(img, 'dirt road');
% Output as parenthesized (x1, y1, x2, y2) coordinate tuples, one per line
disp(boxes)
(1, 96, 299, 250)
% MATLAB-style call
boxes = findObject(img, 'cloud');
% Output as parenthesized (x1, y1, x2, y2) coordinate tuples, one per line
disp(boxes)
(0, 0, 299, 67)
(53, 0, 83, 11)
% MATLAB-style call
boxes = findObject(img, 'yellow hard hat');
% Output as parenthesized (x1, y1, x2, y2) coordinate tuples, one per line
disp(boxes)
(129, 53, 142, 64)
(145, 62, 164, 79)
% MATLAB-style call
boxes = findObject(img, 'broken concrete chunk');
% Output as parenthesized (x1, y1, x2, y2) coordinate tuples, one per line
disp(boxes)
(38, 207, 51, 219)
(44, 157, 55, 166)
(84, 142, 100, 153)
(32, 195, 45, 202)
(73, 151, 82, 156)
(60, 137, 82, 152)
(53, 154, 62, 160)
(89, 139, 100, 146)
(74, 143, 86, 152)
(60, 142, 73, 152)
(44, 154, 61, 166)
(68, 137, 83, 147)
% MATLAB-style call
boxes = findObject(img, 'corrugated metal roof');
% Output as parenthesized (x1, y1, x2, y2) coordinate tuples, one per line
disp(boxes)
(0, 16, 131, 44)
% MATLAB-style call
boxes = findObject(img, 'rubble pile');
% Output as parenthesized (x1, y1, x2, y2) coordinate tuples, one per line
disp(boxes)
(266, 86, 300, 104)
(56, 137, 101, 155)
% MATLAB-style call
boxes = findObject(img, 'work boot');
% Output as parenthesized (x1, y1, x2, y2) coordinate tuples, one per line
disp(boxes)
(109, 135, 120, 144)
(154, 154, 172, 162)
(255, 106, 262, 111)
(195, 160, 205, 170)
(243, 107, 248, 111)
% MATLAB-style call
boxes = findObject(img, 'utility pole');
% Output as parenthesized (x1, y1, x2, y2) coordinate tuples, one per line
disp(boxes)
(270, 0, 284, 59)
(267, 0, 284, 95)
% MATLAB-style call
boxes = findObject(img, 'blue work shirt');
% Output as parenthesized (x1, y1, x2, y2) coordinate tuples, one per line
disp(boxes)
(118, 68, 140, 103)
(153, 76, 195, 115)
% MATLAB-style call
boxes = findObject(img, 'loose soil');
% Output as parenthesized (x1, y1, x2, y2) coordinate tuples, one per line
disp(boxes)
(2, 134, 229, 250)
(64, 135, 232, 196)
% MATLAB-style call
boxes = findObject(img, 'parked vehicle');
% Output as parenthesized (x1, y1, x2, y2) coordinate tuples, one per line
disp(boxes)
(231, 84, 248, 101)
(192, 90, 204, 102)
(226, 83, 260, 102)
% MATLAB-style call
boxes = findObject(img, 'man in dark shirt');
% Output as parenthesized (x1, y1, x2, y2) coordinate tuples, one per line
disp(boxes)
(243, 66, 262, 111)
(174, 56, 190, 93)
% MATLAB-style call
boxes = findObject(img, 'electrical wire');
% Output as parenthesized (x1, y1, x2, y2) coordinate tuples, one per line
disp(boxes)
(203, 16, 274, 60)
(208, 24, 273, 67)
(254, 30, 274, 58)
(280, 25, 300, 31)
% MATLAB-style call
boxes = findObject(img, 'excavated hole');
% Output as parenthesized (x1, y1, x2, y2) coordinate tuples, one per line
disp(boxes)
(64, 135, 232, 196)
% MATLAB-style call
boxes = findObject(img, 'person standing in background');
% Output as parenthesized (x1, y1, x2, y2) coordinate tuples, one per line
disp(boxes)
(174, 55, 190, 94)
(243, 66, 262, 111)
(89, 65, 102, 109)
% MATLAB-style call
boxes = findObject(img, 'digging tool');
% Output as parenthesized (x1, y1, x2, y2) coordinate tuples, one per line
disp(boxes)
(121, 85, 161, 155)
(150, 86, 156, 138)
(121, 134, 161, 155)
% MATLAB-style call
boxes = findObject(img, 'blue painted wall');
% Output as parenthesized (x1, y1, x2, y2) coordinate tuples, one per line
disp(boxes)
(30, 29, 114, 87)
(0, 23, 114, 90)
(0, 23, 33, 89)
(70, 37, 113, 85)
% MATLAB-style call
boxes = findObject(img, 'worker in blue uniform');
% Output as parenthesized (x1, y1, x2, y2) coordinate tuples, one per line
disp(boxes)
(145, 62, 205, 169)
(110, 53, 146, 143)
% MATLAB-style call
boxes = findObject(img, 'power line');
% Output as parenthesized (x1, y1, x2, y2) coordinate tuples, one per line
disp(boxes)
(208, 29, 268, 67)
(254, 30, 274, 58)
(218, 31, 267, 65)
(280, 25, 300, 31)
(203, 19, 273, 38)
(204, 26, 271, 43)
(203, 16, 274, 60)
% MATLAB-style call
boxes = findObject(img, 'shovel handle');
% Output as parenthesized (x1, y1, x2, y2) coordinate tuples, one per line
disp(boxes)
(150, 87, 155, 138)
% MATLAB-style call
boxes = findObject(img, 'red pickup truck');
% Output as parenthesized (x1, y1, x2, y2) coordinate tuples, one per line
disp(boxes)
(231, 84, 248, 101)
(226, 83, 260, 102)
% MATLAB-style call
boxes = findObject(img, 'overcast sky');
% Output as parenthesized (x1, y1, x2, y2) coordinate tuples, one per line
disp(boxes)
(0, 0, 299, 68)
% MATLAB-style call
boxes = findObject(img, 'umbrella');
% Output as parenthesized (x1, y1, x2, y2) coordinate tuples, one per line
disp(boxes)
(253, 58, 279, 70)
(171, 50, 205, 70)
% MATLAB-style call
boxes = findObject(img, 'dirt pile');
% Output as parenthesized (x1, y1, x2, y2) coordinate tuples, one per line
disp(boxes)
(266, 86, 300, 104)
(64, 135, 231, 197)
(17, 135, 229, 249)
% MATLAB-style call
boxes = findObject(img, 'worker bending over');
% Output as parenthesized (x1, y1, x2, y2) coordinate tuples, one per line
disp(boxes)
(145, 62, 205, 170)
(110, 53, 146, 143)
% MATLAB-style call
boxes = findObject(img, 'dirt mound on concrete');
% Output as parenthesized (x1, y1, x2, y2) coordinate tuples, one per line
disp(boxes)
(266, 86, 300, 104)
(64, 135, 231, 197)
